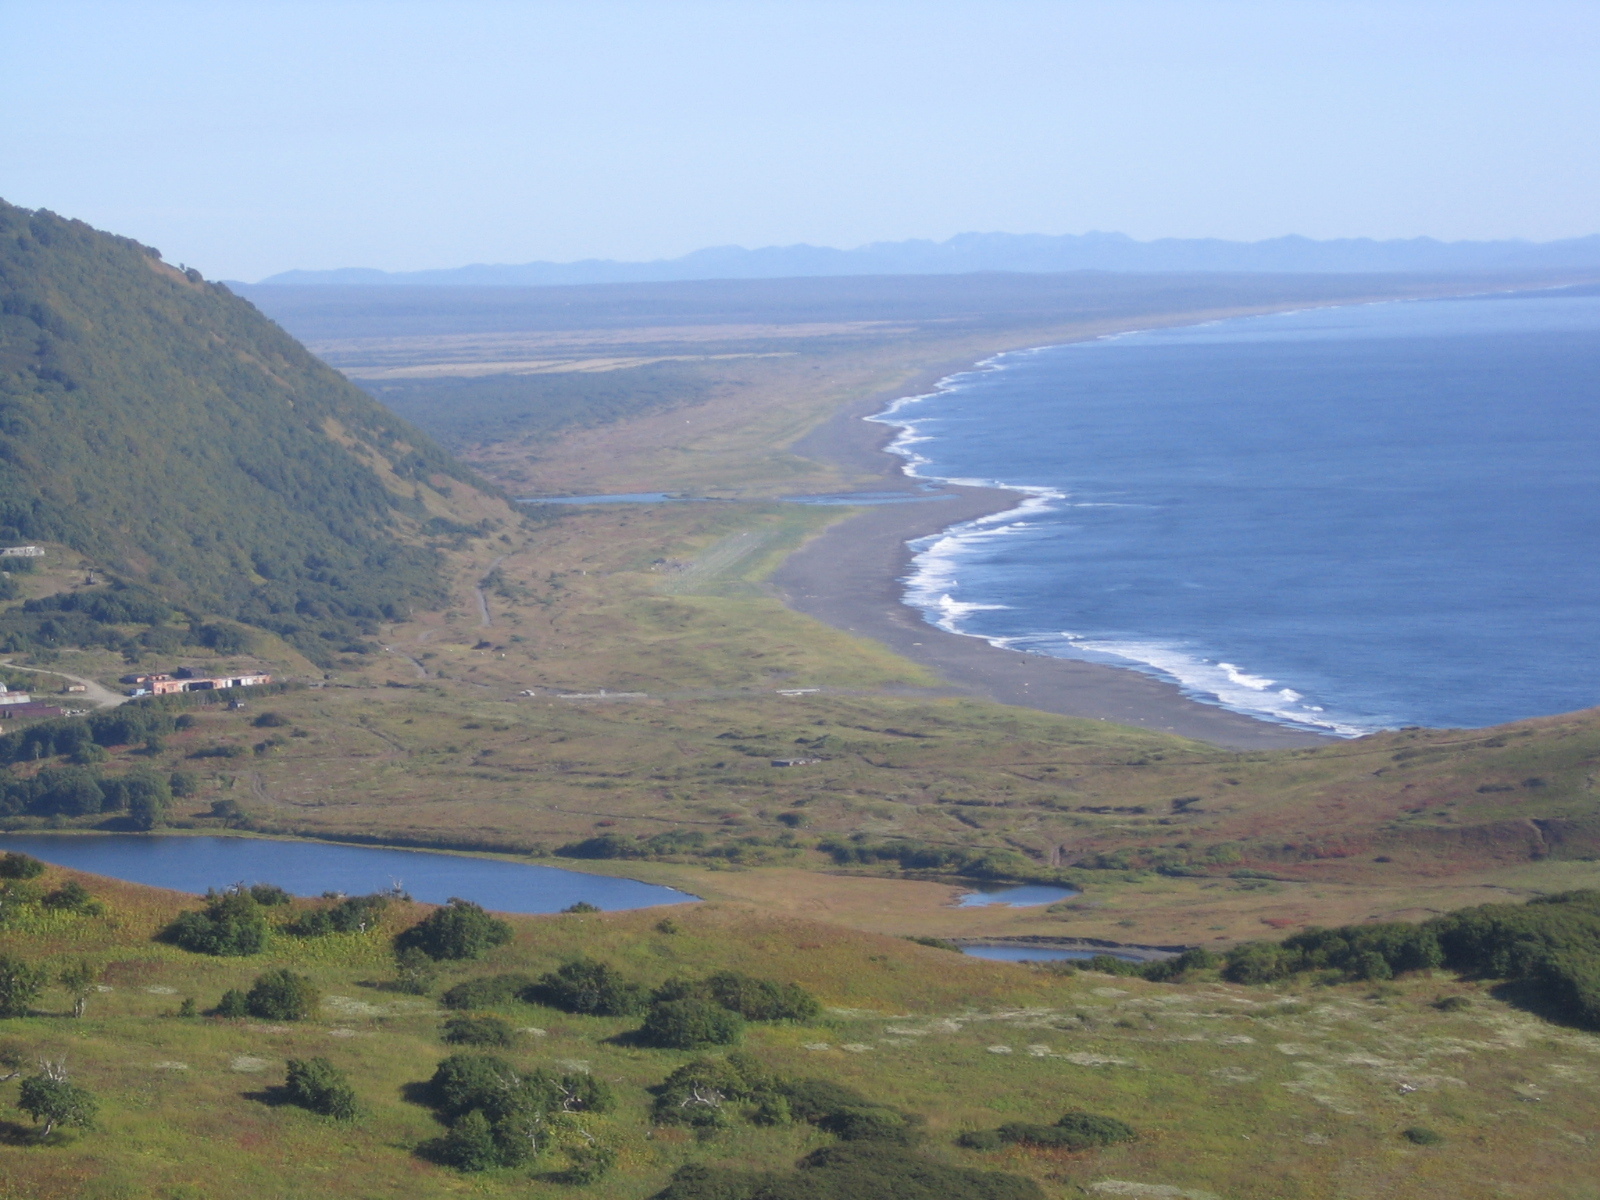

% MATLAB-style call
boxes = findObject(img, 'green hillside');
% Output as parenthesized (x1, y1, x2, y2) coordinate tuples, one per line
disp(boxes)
(0, 200, 505, 661)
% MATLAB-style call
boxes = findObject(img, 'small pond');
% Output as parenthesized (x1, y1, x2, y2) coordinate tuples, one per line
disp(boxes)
(961, 945, 1143, 963)
(956, 884, 1077, 908)
(0, 834, 698, 915)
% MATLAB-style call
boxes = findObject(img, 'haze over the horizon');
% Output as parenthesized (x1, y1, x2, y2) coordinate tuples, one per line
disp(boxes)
(4, 1, 1598, 282)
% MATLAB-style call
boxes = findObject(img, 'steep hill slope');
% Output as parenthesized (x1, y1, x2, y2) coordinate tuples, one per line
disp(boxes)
(0, 201, 512, 661)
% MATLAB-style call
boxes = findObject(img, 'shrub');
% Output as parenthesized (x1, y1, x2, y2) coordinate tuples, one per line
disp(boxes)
(214, 988, 249, 1017)
(1402, 1126, 1444, 1145)
(654, 971, 820, 1022)
(42, 880, 103, 915)
(0, 955, 48, 1017)
(287, 892, 389, 936)
(562, 900, 601, 914)
(903, 936, 961, 952)
(284, 1056, 360, 1120)
(394, 898, 513, 961)
(248, 883, 292, 906)
(1432, 995, 1472, 1012)
(435, 1108, 501, 1171)
(245, 969, 319, 1021)
(392, 946, 437, 995)
(17, 1071, 98, 1138)
(0, 852, 44, 880)
(653, 1142, 1044, 1200)
(441, 973, 535, 1010)
(530, 957, 649, 1016)
(164, 887, 270, 956)
(960, 1110, 1136, 1153)
(422, 1054, 613, 1171)
(639, 997, 744, 1049)
(442, 1014, 515, 1047)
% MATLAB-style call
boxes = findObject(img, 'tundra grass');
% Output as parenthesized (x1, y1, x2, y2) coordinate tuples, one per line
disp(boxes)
(1, 870, 1598, 1200)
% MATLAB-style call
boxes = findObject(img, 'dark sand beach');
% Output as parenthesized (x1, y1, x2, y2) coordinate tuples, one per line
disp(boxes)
(773, 361, 1335, 751)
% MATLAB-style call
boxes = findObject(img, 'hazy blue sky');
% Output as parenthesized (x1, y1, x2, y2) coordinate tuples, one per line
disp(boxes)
(4, 1, 1597, 280)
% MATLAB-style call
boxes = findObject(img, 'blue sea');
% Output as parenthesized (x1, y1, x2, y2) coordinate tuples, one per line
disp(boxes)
(873, 285, 1600, 736)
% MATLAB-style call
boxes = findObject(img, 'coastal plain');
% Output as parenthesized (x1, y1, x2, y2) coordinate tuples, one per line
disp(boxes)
(6, 261, 1600, 1199)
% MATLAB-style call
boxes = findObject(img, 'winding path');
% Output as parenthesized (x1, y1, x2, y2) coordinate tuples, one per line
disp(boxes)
(0, 661, 126, 709)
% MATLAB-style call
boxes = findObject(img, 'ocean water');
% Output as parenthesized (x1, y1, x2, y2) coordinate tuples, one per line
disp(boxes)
(873, 286, 1600, 735)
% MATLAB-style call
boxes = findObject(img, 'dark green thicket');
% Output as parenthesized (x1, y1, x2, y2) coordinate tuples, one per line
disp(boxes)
(640, 998, 745, 1049)
(163, 887, 270, 956)
(1220, 891, 1600, 1029)
(653, 971, 821, 1022)
(284, 1056, 360, 1120)
(286, 892, 389, 937)
(958, 1110, 1137, 1152)
(441, 1014, 515, 1047)
(529, 957, 650, 1016)
(0, 200, 496, 663)
(245, 969, 320, 1020)
(420, 1053, 613, 1172)
(650, 1054, 919, 1143)
(440, 972, 536, 1010)
(653, 1143, 1045, 1200)
(394, 898, 513, 961)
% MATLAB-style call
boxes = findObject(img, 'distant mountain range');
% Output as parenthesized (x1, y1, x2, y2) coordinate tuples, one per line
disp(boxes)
(255, 231, 1600, 287)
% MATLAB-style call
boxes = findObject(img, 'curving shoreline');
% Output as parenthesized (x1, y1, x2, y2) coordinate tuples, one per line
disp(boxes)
(771, 355, 1336, 751)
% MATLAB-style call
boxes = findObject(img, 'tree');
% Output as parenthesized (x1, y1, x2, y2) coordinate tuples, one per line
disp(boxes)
(124, 771, 172, 830)
(639, 998, 745, 1049)
(214, 988, 249, 1017)
(394, 898, 512, 961)
(58, 961, 98, 1018)
(437, 1108, 500, 1171)
(164, 886, 269, 955)
(246, 969, 320, 1021)
(284, 1056, 360, 1120)
(17, 1063, 97, 1138)
(0, 955, 47, 1017)
(531, 957, 648, 1016)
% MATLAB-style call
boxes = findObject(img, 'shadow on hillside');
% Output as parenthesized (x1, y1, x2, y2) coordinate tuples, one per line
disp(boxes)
(1486, 978, 1591, 1032)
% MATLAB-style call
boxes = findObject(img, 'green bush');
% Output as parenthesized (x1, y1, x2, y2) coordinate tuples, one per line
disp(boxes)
(284, 1056, 360, 1120)
(164, 887, 270, 956)
(394, 898, 513, 961)
(654, 971, 820, 1022)
(41, 880, 103, 915)
(1402, 1126, 1444, 1145)
(652, 1142, 1043, 1200)
(531, 957, 649, 1016)
(421, 1054, 613, 1171)
(960, 1110, 1136, 1152)
(0, 852, 43, 880)
(17, 1072, 98, 1138)
(287, 892, 389, 937)
(245, 969, 319, 1021)
(440, 973, 535, 1010)
(0, 955, 47, 1017)
(442, 1014, 515, 1047)
(639, 997, 744, 1049)
(214, 988, 249, 1017)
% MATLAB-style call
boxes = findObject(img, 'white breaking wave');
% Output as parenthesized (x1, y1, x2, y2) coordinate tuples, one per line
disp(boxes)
(867, 349, 1384, 739)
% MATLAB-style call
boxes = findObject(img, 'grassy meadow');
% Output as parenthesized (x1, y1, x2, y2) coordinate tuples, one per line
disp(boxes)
(3, 866, 1600, 1200)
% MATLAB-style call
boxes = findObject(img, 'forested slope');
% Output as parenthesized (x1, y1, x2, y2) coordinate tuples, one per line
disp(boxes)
(0, 201, 508, 660)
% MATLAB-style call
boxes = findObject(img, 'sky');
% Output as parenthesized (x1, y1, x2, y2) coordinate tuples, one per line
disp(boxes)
(3, 1, 1598, 281)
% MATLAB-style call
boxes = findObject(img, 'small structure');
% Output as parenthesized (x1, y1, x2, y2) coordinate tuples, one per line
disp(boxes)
(0, 684, 31, 705)
(0, 701, 63, 721)
(0, 546, 43, 558)
(127, 671, 272, 697)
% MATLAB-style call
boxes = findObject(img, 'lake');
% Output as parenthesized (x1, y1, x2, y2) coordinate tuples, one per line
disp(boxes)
(0, 834, 698, 914)
(961, 944, 1143, 963)
(955, 884, 1076, 907)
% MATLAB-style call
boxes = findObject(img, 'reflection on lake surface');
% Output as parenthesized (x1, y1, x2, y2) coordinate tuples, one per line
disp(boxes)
(956, 884, 1077, 908)
(0, 834, 697, 915)
(962, 944, 1143, 963)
